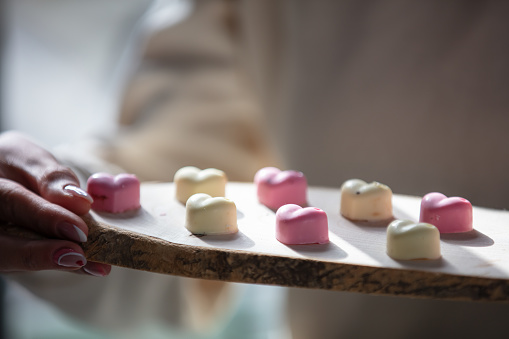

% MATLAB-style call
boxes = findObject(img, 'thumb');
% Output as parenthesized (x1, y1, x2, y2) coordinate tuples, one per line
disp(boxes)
(37, 166, 93, 216)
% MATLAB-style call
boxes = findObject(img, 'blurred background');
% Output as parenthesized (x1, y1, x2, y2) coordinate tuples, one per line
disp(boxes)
(1, 0, 191, 148)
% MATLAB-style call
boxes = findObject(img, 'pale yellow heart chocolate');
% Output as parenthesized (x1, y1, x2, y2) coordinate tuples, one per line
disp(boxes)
(185, 193, 238, 235)
(340, 179, 392, 221)
(386, 219, 441, 260)
(174, 166, 227, 204)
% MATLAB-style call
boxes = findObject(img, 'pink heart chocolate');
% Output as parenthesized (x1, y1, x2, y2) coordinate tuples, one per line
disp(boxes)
(87, 173, 141, 213)
(254, 167, 307, 210)
(419, 192, 473, 233)
(276, 204, 329, 245)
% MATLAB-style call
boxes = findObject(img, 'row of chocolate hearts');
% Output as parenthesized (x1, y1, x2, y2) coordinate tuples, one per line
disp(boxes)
(85, 167, 472, 260)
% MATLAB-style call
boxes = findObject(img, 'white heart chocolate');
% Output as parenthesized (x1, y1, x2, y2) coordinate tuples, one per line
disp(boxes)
(386, 219, 441, 260)
(174, 166, 227, 204)
(340, 179, 393, 221)
(185, 193, 238, 235)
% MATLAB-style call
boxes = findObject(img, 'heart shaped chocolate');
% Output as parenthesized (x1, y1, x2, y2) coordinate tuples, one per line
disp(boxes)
(174, 166, 227, 204)
(185, 193, 238, 235)
(254, 167, 307, 210)
(419, 192, 473, 233)
(276, 204, 329, 245)
(340, 179, 392, 221)
(87, 173, 140, 213)
(386, 219, 441, 260)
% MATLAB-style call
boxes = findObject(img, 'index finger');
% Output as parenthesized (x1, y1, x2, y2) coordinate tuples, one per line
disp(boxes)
(0, 132, 93, 215)
(0, 179, 88, 243)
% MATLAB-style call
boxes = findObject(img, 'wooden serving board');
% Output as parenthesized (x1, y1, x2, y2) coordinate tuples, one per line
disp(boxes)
(81, 182, 509, 302)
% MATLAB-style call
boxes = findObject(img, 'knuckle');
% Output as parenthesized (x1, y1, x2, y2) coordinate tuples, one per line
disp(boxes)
(40, 165, 78, 184)
(0, 178, 21, 195)
(0, 180, 28, 221)
(20, 243, 40, 271)
(39, 166, 80, 198)
(32, 201, 51, 219)
(0, 179, 59, 235)
(31, 203, 58, 230)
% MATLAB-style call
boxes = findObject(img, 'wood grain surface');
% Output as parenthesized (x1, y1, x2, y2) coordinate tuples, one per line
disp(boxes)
(78, 182, 509, 302)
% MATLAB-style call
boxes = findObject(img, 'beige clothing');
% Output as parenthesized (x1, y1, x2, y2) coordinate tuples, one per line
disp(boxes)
(98, 0, 280, 182)
(240, 0, 509, 210)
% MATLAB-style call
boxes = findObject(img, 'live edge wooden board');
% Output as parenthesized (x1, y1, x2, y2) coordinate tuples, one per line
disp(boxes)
(81, 182, 509, 302)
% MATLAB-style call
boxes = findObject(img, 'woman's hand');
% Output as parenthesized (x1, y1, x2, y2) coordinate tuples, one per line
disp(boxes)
(0, 131, 111, 276)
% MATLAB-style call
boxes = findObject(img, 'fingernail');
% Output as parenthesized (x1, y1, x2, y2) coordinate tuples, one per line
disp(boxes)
(83, 264, 109, 277)
(64, 185, 94, 204)
(53, 248, 87, 268)
(59, 222, 88, 243)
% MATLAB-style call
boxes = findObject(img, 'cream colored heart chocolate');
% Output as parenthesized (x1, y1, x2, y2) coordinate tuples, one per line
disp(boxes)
(340, 179, 393, 221)
(386, 219, 441, 260)
(174, 166, 227, 204)
(185, 193, 238, 235)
